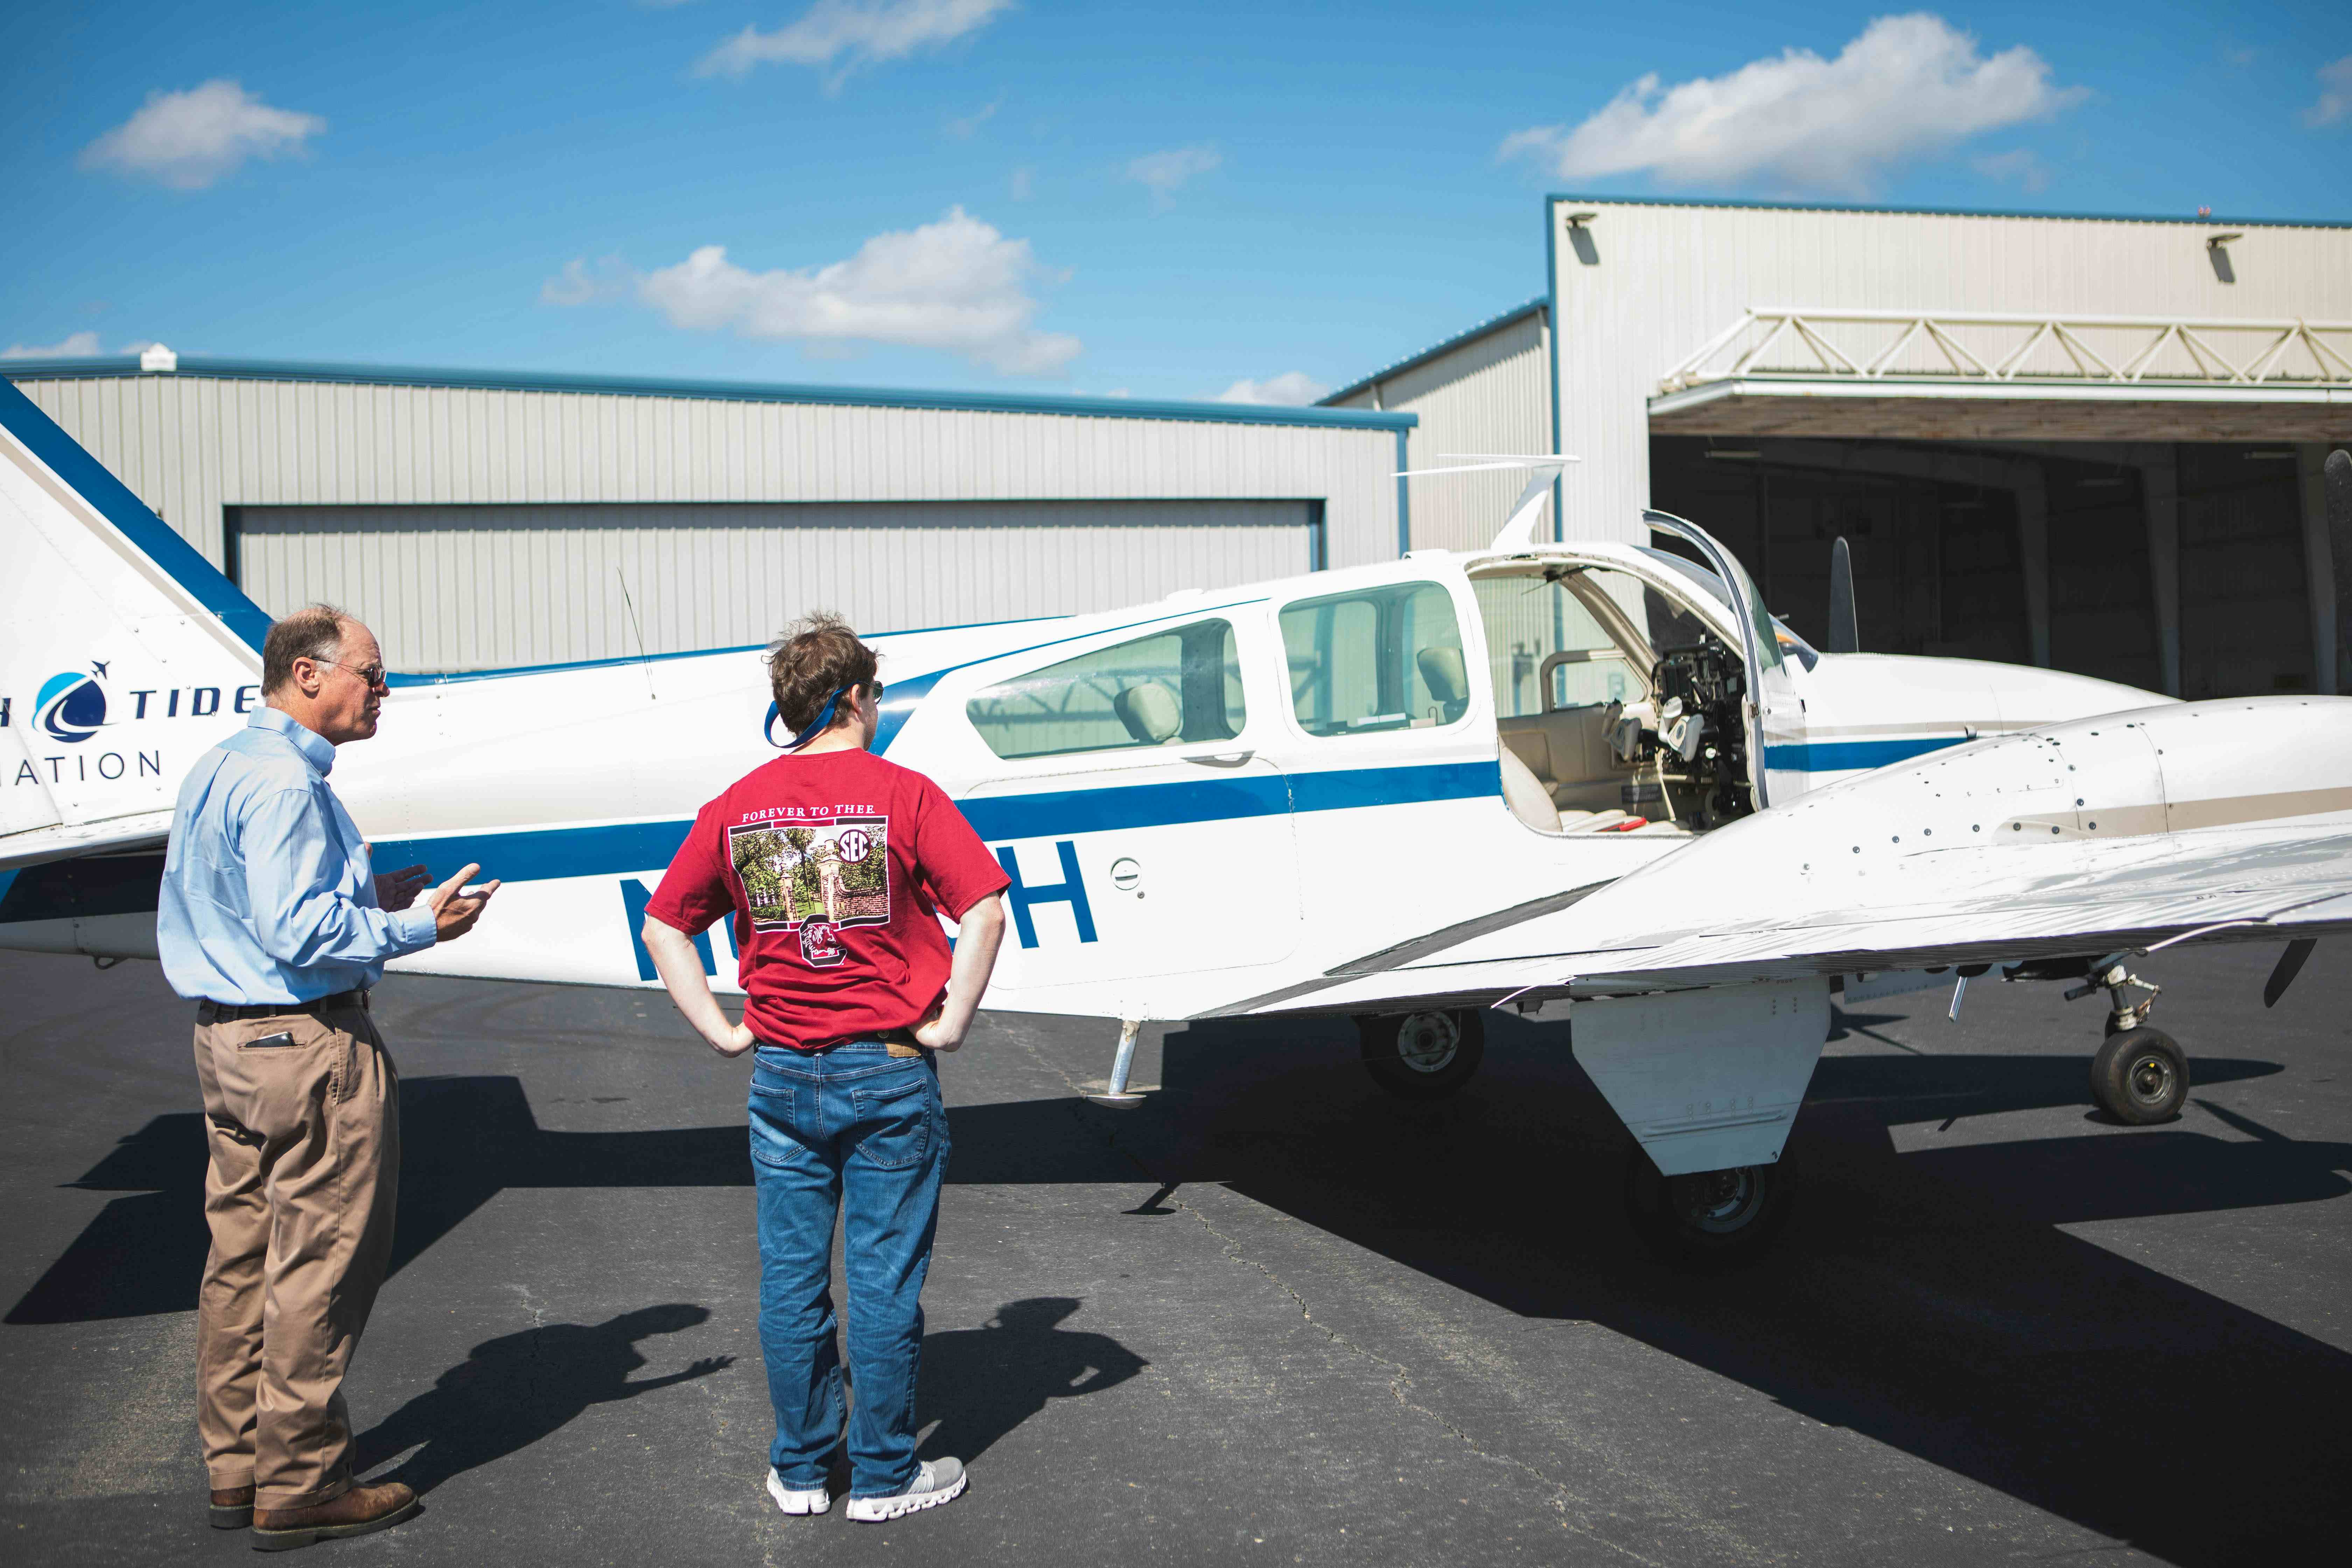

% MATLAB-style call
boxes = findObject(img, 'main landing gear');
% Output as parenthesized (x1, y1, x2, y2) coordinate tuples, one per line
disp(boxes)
(1357, 1009, 1485, 1100)
(1623, 1151, 1796, 1269)
(2067, 959, 2189, 1124)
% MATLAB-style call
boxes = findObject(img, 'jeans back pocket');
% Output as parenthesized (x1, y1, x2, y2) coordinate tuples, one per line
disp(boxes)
(847, 1065, 935, 1172)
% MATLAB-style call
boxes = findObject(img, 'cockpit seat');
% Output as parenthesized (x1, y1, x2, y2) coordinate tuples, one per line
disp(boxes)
(1498, 744, 1561, 833)
(1498, 708, 1626, 815)
(1112, 681, 1183, 745)
(1414, 646, 1472, 725)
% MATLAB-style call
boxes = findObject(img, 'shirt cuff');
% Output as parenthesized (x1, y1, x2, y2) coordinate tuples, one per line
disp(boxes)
(391, 905, 438, 953)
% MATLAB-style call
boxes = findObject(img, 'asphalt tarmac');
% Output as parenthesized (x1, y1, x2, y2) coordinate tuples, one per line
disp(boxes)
(3, 941, 2347, 1566)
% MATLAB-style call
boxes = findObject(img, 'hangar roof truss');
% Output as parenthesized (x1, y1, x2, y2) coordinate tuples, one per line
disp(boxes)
(1652, 308, 2352, 442)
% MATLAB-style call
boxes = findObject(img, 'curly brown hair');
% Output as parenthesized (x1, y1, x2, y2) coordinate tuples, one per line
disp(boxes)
(766, 612, 879, 734)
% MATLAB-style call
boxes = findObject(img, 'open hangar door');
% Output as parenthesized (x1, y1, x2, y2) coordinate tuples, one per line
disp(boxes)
(231, 497, 1322, 673)
(1650, 435, 2334, 700)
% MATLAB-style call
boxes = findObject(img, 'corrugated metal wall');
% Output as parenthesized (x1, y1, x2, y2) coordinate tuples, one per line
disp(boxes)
(1326, 310, 1551, 553)
(238, 499, 1315, 670)
(1548, 201, 2352, 543)
(9, 371, 1403, 572)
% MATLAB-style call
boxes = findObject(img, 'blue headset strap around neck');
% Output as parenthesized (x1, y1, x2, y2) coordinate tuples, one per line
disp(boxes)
(785, 687, 852, 751)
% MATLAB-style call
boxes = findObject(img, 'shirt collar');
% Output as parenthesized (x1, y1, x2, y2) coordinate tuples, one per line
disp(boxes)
(248, 704, 337, 777)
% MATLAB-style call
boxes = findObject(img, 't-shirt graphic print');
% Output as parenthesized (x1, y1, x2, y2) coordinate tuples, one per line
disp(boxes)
(647, 748, 1010, 1049)
(729, 816, 889, 966)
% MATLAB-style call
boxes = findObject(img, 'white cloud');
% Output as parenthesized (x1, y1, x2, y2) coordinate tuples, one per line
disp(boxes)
(2, 331, 104, 359)
(80, 80, 326, 190)
(945, 98, 1000, 138)
(698, 0, 1011, 83)
(1972, 147, 2051, 192)
(1215, 371, 1330, 406)
(1125, 146, 1220, 208)
(2304, 56, 2352, 128)
(1499, 14, 2085, 196)
(539, 257, 633, 306)
(577, 206, 1078, 374)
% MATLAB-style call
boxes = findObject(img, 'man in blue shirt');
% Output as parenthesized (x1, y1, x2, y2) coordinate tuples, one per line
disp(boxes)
(159, 604, 496, 1551)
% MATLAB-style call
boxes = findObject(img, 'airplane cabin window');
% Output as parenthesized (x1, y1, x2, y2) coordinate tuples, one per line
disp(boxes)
(1474, 576, 1630, 717)
(1279, 581, 1466, 737)
(965, 619, 1246, 761)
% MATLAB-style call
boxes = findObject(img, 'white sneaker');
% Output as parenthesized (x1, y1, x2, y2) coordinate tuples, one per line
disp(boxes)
(845, 1458, 966, 1522)
(766, 1469, 831, 1516)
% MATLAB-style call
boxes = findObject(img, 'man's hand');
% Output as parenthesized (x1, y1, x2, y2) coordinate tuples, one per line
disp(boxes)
(911, 997, 961, 1053)
(374, 863, 430, 911)
(426, 863, 501, 942)
(642, 914, 756, 1059)
(912, 896, 1006, 1053)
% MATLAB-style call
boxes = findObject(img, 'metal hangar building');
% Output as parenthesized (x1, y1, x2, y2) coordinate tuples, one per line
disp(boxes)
(1325, 196, 2352, 700)
(2, 358, 1413, 673)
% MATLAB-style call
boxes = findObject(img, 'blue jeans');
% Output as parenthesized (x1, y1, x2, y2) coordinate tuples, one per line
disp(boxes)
(748, 1041, 948, 1497)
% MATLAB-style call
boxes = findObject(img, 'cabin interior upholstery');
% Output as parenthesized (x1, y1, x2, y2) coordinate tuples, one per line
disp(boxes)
(1500, 707, 1628, 814)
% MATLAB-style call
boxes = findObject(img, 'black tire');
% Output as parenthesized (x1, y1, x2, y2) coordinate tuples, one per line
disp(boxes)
(1358, 1009, 1485, 1100)
(1623, 1148, 1796, 1269)
(2090, 1027, 2188, 1124)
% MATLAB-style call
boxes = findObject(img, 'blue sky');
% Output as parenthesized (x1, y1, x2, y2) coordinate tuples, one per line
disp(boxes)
(4, 1, 2346, 403)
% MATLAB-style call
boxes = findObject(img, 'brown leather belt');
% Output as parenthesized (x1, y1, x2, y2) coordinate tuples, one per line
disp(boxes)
(197, 989, 369, 1024)
(780, 1027, 926, 1056)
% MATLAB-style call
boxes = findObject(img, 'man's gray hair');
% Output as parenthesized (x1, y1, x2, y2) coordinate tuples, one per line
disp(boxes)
(262, 605, 350, 695)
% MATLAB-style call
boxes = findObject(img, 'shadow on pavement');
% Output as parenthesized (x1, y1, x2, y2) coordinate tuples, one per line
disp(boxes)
(354, 1303, 731, 1494)
(1077, 1013, 2346, 1566)
(14, 1026, 2346, 1561)
(916, 1296, 1148, 1467)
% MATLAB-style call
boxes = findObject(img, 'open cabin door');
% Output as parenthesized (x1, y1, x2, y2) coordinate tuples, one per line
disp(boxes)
(1643, 512, 1806, 812)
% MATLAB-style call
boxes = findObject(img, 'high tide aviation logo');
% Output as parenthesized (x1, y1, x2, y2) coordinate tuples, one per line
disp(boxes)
(7, 662, 262, 791)
(35, 667, 108, 744)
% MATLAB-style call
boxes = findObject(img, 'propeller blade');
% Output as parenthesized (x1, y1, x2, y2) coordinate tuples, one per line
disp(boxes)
(2263, 937, 2316, 1008)
(2328, 450, 2349, 693)
(1828, 536, 1860, 653)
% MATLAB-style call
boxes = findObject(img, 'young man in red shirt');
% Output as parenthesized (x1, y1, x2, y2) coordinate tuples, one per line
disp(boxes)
(640, 615, 1008, 1522)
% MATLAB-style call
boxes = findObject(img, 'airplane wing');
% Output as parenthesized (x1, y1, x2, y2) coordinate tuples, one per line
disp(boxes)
(1210, 701, 2352, 1018)
(1217, 826, 2352, 1017)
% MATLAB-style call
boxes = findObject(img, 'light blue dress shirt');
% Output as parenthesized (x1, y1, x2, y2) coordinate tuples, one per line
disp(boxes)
(157, 706, 437, 1005)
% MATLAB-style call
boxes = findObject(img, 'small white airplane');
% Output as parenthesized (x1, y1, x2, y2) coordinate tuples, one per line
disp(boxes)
(8, 382, 2350, 1262)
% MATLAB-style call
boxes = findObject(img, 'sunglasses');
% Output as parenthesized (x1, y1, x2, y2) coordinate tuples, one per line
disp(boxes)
(318, 658, 391, 690)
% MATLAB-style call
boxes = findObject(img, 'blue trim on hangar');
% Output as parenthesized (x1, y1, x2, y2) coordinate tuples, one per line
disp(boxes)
(5, 355, 1417, 434)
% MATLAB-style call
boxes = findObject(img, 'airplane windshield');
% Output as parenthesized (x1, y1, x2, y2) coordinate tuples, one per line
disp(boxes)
(1633, 548, 1820, 671)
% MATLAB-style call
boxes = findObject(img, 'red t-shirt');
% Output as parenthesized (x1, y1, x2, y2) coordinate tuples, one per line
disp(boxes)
(645, 748, 1010, 1051)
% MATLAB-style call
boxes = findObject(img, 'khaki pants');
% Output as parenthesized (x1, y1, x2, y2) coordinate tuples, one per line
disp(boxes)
(192, 999, 398, 1508)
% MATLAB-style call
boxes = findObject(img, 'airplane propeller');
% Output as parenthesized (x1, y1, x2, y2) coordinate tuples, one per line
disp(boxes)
(1827, 535, 1861, 654)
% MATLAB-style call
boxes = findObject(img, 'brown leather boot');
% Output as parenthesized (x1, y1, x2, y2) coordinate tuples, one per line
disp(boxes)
(210, 1485, 254, 1529)
(251, 1481, 420, 1552)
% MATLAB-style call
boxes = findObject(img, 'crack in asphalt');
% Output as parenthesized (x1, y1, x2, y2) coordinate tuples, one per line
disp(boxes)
(1004, 1023, 1667, 1563)
(1148, 1177, 1670, 1567)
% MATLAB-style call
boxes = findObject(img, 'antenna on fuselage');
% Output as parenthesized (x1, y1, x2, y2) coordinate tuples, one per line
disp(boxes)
(1391, 453, 1580, 552)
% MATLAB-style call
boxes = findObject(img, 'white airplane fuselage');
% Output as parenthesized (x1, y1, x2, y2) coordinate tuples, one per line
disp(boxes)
(4, 539, 2169, 1024)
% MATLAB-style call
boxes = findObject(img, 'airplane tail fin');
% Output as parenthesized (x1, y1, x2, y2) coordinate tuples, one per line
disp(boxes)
(1, 379, 272, 870)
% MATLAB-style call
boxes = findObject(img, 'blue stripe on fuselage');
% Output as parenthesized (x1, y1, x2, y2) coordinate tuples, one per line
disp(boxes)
(1765, 736, 1967, 771)
(0, 761, 1507, 925)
